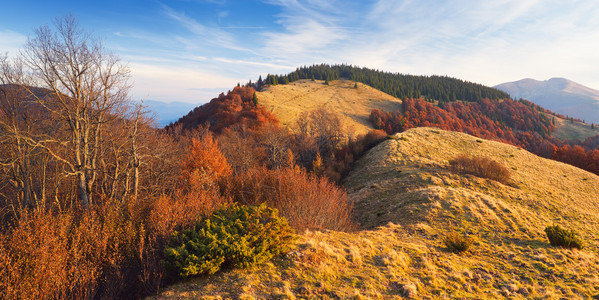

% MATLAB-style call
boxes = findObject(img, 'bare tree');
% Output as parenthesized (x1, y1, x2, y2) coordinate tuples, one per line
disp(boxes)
(295, 108, 345, 162)
(2, 15, 131, 208)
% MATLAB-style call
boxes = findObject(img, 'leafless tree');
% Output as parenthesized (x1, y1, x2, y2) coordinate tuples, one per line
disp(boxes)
(0, 15, 132, 208)
(295, 108, 345, 163)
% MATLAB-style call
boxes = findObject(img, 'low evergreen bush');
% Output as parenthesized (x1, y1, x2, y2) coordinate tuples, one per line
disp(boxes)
(545, 225, 583, 249)
(443, 232, 473, 254)
(163, 203, 295, 278)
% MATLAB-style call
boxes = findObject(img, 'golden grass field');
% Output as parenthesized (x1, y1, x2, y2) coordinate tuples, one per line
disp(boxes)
(256, 79, 402, 136)
(157, 127, 599, 299)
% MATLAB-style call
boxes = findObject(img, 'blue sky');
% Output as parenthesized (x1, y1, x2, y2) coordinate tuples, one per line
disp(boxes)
(1, 0, 599, 104)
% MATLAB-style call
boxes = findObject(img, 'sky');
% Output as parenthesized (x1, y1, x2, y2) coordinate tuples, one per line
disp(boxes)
(1, 0, 599, 104)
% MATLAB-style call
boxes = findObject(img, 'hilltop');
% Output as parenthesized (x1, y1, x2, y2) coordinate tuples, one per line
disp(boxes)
(256, 79, 402, 135)
(158, 127, 599, 299)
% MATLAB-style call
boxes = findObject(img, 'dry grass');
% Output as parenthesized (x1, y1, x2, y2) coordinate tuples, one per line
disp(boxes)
(257, 79, 402, 136)
(552, 115, 599, 141)
(154, 127, 599, 299)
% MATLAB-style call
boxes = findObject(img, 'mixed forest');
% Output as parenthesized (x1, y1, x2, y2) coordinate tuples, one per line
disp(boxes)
(1, 19, 599, 300)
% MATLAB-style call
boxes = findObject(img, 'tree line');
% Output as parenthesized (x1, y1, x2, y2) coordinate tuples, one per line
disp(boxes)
(256, 64, 510, 102)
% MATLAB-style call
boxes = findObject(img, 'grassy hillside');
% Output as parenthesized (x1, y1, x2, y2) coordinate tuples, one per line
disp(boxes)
(257, 79, 401, 135)
(552, 116, 599, 141)
(156, 127, 599, 299)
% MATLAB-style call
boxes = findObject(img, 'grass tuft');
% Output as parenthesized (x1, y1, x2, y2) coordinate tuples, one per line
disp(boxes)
(443, 232, 473, 254)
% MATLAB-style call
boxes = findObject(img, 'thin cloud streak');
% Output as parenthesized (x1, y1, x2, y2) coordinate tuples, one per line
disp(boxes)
(103, 1, 599, 102)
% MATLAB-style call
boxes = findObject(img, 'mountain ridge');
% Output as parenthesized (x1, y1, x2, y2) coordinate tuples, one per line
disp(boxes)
(495, 78, 599, 124)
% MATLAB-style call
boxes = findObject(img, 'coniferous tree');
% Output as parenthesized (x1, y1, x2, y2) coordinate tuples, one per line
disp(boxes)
(252, 92, 258, 106)
(257, 75, 263, 88)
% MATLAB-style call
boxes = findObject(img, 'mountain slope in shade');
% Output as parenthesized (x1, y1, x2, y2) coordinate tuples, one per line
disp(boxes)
(495, 78, 599, 124)
(141, 100, 199, 127)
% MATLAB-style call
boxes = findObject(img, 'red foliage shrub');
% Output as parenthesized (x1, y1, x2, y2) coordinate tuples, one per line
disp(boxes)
(180, 133, 232, 192)
(225, 166, 355, 232)
(449, 155, 511, 185)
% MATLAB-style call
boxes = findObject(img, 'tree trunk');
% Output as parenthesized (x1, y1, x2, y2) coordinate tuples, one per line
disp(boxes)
(78, 173, 90, 208)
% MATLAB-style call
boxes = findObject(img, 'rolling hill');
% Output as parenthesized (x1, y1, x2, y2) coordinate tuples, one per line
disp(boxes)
(256, 79, 402, 135)
(495, 78, 599, 124)
(157, 127, 599, 299)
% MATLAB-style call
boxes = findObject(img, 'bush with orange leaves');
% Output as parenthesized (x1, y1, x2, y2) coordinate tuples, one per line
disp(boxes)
(449, 155, 511, 185)
(225, 165, 355, 232)
(0, 202, 155, 299)
(180, 133, 232, 192)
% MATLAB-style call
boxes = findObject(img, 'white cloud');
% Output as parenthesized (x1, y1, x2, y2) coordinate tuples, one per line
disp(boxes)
(112, 0, 599, 102)
(0, 30, 27, 56)
(128, 62, 242, 103)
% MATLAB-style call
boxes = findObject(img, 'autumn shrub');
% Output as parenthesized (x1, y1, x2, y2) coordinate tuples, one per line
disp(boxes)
(449, 155, 511, 184)
(181, 134, 232, 192)
(443, 232, 473, 254)
(163, 203, 294, 278)
(545, 225, 583, 249)
(0, 204, 153, 299)
(225, 166, 355, 232)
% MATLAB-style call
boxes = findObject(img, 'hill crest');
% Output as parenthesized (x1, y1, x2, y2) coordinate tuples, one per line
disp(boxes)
(256, 79, 402, 135)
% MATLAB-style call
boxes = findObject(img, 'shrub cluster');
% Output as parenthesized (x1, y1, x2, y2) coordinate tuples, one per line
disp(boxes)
(163, 203, 294, 277)
(545, 225, 583, 249)
(225, 166, 355, 232)
(443, 232, 474, 254)
(449, 155, 511, 185)
(326, 129, 389, 181)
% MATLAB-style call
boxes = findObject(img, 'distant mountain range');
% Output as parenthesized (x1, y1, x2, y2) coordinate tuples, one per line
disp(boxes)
(142, 100, 200, 127)
(495, 78, 599, 124)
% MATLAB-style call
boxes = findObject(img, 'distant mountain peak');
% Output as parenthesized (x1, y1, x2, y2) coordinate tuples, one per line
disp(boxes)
(495, 78, 599, 124)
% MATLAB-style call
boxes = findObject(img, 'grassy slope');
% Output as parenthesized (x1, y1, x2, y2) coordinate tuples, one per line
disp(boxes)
(257, 79, 402, 136)
(552, 116, 599, 141)
(156, 127, 599, 299)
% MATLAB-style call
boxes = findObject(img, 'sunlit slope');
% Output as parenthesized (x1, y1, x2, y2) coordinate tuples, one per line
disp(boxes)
(257, 79, 402, 135)
(552, 116, 599, 141)
(157, 127, 599, 299)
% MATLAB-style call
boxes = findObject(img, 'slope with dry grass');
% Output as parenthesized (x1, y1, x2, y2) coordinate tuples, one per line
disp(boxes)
(156, 127, 599, 299)
(552, 116, 599, 141)
(256, 79, 402, 135)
